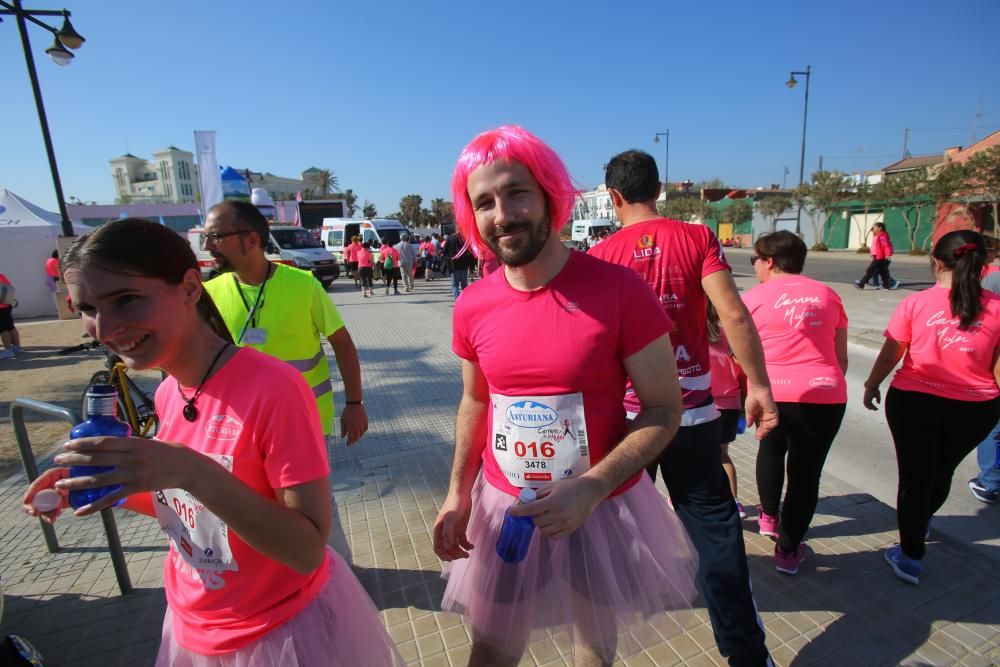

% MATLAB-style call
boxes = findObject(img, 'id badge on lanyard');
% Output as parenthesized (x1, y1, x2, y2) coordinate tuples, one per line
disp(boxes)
(490, 392, 591, 488)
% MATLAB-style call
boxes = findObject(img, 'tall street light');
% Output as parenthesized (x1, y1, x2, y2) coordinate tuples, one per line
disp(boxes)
(654, 130, 669, 194)
(786, 65, 810, 236)
(0, 0, 86, 237)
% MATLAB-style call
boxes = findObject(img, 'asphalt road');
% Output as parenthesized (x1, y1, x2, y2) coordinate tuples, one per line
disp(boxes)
(725, 247, 938, 291)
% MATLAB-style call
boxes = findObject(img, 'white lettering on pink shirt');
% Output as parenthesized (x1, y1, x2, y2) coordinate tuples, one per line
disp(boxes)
(924, 310, 981, 350)
(774, 293, 822, 329)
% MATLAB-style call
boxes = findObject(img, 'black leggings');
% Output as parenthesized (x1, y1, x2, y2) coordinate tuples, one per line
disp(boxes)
(359, 266, 373, 289)
(859, 259, 892, 287)
(885, 387, 1000, 559)
(756, 401, 846, 552)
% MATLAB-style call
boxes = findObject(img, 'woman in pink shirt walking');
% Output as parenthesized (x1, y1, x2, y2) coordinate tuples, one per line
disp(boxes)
(21, 219, 401, 666)
(743, 231, 848, 576)
(864, 230, 1000, 585)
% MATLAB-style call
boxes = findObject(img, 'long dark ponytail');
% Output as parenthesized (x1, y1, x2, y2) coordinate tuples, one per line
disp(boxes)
(931, 230, 986, 330)
(62, 218, 235, 344)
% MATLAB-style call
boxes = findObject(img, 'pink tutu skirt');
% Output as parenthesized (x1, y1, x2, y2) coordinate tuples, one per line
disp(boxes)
(442, 474, 699, 660)
(156, 548, 404, 667)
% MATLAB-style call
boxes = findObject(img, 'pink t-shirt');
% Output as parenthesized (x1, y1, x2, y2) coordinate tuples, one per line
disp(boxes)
(452, 251, 672, 498)
(589, 217, 730, 424)
(153, 347, 331, 654)
(0, 273, 10, 310)
(45, 257, 60, 278)
(419, 241, 436, 257)
(709, 330, 743, 411)
(346, 242, 362, 263)
(742, 275, 848, 403)
(357, 247, 373, 269)
(886, 285, 1000, 400)
(380, 246, 401, 266)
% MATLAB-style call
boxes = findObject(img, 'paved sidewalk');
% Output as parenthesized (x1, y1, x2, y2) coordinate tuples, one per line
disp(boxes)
(1, 270, 998, 666)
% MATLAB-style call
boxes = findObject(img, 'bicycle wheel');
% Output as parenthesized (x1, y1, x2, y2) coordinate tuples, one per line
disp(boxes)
(79, 371, 112, 420)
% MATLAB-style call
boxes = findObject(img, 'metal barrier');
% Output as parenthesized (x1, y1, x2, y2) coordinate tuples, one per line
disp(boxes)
(10, 397, 133, 595)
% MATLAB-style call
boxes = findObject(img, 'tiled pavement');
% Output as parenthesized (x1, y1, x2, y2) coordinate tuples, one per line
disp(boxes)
(1, 272, 999, 666)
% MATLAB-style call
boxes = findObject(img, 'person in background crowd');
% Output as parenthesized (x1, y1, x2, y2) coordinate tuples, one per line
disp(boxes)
(443, 232, 475, 298)
(346, 235, 363, 289)
(743, 231, 848, 576)
(202, 201, 366, 563)
(707, 299, 747, 519)
(864, 230, 1000, 585)
(358, 240, 375, 297)
(0, 272, 21, 359)
(970, 234, 1000, 503)
(419, 236, 436, 281)
(379, 237, 402, 295)
(45, 250, 61, 293)
(394, 233, 417, 293)
(22, 218, 402, 666)
(855, 222, 899, 290)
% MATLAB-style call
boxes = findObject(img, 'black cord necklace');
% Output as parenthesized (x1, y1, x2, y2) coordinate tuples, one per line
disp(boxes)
(177, 343, 231, 422)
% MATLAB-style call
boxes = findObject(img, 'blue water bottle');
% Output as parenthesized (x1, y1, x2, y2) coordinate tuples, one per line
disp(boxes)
(496, 487, 537, 564)
(68, 384, 130, 509)
(736, 414, 747, 435)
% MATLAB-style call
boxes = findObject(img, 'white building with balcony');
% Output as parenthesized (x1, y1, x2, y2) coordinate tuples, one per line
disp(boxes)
(110, 147, 199, 204)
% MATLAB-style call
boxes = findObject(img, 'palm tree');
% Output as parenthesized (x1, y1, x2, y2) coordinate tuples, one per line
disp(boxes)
(310, 168, 339, 197)
(362, 201, 377, 219)
(340, 188, 358, 217)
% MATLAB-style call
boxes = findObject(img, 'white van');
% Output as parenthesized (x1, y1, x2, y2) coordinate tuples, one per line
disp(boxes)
(570, 219, 615, 247)
(187, 225, 340, 287)
(321, 218, 410, 270)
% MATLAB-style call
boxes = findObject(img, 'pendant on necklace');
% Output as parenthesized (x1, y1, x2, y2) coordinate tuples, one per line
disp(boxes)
(183, 403, 198, 422)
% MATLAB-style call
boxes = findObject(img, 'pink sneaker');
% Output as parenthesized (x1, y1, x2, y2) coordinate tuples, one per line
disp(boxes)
(775, 543, 806, 575)
(757, 507, 779, 538)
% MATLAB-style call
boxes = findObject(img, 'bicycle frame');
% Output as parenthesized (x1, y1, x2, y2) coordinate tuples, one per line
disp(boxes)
(111, 362, 157, 437)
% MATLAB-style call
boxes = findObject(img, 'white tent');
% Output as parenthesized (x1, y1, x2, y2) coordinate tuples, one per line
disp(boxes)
(0, 189, 89, 318)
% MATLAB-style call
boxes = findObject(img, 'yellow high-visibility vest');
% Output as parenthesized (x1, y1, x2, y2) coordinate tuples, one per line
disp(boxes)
(205, 264, 344, 435)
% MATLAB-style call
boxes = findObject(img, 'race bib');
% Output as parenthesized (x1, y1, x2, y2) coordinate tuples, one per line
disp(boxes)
(153, 454, 237, 572)
(491, 392, 590, 488)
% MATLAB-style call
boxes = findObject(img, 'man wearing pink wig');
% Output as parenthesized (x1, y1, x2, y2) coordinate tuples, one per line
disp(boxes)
(433, 125, 700, 665)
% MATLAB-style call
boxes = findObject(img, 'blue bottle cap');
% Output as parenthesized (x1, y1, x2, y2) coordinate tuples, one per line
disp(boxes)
(87, 384, 116, 395)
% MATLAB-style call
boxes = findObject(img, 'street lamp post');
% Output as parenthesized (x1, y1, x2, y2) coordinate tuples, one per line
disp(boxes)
(654, 130, 669, 194)
(786, 65, 811, 236)
(0, 0, 86, 238)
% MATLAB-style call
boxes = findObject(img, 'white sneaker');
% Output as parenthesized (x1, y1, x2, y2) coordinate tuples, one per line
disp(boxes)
(0, 350, 15, 360)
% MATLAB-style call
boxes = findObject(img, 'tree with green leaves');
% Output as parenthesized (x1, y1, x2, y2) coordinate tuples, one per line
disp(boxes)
(754, 194, 793, 234)
(306, 168, 339, 197)
(431, 198, 455, 228)
(693, 178, 729, 192)
(362, 200, 377, 218)
(878, 169, 932, 254)
(398, 194, 423, 227)
(921, 161, 971, 249)
(851, 180, 886, 251)
(801, 171, 854, 251)
(962, 146, 1000, 233)
(719, 199, 753, 231)
(658, 196, 709, 223)
(336, 188, 358, 217)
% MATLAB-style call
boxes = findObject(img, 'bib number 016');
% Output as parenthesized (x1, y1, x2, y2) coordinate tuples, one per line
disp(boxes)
(514, 441, 555, 458)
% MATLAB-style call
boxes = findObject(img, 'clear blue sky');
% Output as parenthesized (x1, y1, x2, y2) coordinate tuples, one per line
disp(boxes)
(2, 0, 998, 217)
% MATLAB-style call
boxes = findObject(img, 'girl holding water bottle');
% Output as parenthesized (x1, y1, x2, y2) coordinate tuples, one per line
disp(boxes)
(22, 219, 401, 666)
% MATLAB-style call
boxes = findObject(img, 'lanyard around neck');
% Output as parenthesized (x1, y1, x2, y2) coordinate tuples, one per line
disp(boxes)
(235, 263, 273, 342)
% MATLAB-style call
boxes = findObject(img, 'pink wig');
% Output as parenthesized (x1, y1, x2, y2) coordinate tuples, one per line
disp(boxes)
(451, 125, 578, 257)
